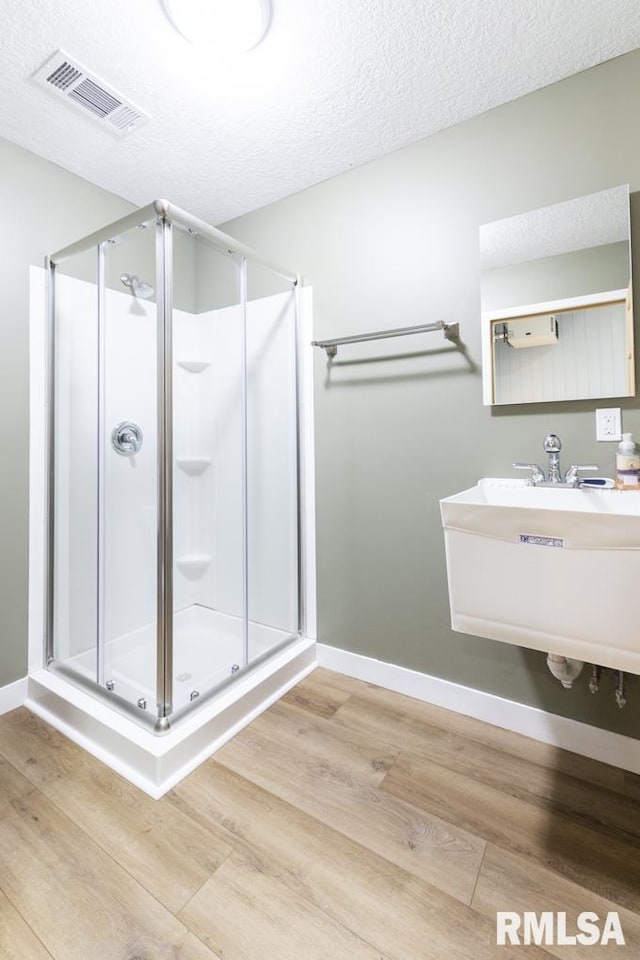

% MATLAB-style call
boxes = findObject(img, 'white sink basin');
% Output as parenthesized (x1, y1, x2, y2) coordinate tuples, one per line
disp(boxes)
(446, 477, 640, 512)
(440, 478, 640, 673)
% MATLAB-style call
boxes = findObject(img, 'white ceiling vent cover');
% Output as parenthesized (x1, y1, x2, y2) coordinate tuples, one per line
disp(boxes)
(33, 50, 150, 136)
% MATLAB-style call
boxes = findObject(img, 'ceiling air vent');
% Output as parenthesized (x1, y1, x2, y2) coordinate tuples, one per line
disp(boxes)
(33, 50, 150, 137)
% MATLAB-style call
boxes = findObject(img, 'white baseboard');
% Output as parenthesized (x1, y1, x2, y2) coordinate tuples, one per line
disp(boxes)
(0, 677, 28, 716)
(317, 644, 640, 776)
(8, 643, 639, 777)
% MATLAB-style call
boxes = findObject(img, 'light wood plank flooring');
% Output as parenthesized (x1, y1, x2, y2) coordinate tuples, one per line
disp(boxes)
(0, 667, 639, 958)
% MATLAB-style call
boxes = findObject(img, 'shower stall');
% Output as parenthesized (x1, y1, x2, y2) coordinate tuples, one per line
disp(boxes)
(28, 200, 315, 794)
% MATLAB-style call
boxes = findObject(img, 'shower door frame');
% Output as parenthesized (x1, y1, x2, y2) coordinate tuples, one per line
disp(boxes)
(46, 200, 304, 731)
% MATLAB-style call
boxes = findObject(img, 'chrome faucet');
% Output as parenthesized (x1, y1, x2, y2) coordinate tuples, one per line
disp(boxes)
(543, 433, 562, 483)
(513, 434, 599, 487)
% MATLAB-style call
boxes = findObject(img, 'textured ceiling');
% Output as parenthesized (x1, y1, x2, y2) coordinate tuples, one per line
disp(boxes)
(1, 0, 640, 225)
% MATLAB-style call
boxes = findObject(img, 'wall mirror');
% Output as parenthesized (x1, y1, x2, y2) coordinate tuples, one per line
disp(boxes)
(480, 184, 634, 405)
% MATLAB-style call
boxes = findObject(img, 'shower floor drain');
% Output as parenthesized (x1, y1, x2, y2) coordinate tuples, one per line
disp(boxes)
(176, 672, 192, 682)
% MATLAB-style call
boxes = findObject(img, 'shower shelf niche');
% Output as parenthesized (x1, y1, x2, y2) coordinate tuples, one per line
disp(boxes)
(176, 555, 212, 579)
(176, 457, 211, 476)
(177, 360, 210, 373)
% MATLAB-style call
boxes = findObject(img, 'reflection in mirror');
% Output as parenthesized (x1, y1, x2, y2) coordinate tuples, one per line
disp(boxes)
(480, 185, 634, 405)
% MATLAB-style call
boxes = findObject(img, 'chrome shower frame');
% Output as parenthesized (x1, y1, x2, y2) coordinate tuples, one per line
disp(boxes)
(46, 200, 304, 732)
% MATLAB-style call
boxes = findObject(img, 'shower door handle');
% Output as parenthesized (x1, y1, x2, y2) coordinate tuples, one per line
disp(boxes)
(112, 421, 143, 456)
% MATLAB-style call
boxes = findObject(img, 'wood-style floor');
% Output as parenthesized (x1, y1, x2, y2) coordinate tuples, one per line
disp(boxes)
(0, 667, 639, 959)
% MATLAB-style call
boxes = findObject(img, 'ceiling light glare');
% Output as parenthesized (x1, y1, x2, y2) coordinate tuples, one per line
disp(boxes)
(163, 0, 271, 54)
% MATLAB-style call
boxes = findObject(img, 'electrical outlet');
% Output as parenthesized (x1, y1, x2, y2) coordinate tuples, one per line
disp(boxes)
(596, 407, 622, 441)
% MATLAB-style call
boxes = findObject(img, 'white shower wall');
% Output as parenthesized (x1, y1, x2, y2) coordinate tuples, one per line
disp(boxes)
(173, 302, 244, 618)
(53, 272, 300, 677)
(53, 273, 99, 660)
(173, 290, 299, 641)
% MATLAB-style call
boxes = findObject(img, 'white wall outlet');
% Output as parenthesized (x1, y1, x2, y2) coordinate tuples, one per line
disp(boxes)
(596, 407, 622, 441)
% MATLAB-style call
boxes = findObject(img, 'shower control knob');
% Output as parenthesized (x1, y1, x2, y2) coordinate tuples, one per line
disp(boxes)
(112, 421, 143, 456)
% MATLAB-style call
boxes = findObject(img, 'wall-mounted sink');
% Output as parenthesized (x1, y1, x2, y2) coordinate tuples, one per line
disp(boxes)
(440, 478, 640, 673)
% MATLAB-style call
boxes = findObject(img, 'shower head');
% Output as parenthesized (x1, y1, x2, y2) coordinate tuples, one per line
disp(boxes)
(120, 273, 154, 299)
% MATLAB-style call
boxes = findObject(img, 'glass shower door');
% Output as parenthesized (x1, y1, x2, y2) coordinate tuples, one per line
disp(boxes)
(50, 248, 100, 682)
(100, 220, 158, 713)
(245, 261, 300, 664)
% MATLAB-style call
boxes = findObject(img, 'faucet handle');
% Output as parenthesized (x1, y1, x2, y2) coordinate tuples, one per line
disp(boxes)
(513, 462, 545, 484)
(564, 464, 599, 485)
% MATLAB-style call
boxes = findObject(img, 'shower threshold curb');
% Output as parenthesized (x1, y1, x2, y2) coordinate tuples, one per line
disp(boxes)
(26, 636, 316, 799)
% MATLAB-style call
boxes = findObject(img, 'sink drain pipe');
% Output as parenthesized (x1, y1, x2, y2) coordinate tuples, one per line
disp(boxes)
(546, 653, 584, 689)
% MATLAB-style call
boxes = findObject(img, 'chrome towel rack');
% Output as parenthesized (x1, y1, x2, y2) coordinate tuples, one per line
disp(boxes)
(312, 321, 459, 359)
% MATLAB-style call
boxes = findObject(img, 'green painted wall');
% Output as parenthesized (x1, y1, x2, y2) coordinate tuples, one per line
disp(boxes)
(220, 50, 640, 737)
(0, 138, 133, 685)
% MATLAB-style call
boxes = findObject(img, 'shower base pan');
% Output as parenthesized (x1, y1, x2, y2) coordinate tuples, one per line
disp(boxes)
(65, 605, 295, 715)
(26, 630, 316, 799)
